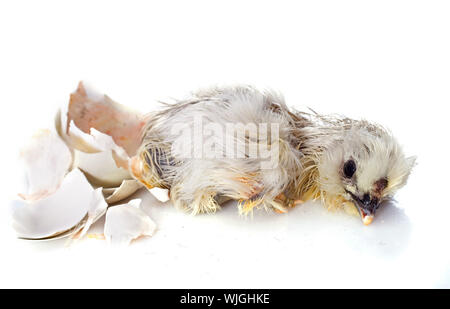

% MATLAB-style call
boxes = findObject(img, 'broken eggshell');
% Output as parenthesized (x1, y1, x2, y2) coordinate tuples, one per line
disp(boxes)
(104, 199, 156, 246)
(18, 129, 72, 201)
(73, 128, 131, 187)
(55, 81, 167, 204)
(103, 179, 144, 204)
(12, 82, 159, 243)
(70, 187, 109, 242)
(54, 82, 147, 189)
(56, 113, 132, 187)
(12, 129, 108, 241)
(11, 168, 107, 240)
(149, 187, 170, 203)
(66, 81, 147, 157)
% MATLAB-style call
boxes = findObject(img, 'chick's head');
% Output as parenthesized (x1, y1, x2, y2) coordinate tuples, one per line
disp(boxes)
(316, 124, 416, 225)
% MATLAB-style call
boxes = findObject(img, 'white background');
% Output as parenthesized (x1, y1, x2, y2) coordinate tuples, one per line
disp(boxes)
(0, 0, 449, 288)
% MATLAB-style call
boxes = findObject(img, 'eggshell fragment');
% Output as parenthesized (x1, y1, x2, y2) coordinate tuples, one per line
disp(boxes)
(12, 82, 153, 242)
(55, 83, 140, 188)
(11, 169, 107, 240)
(104, 199, 156, 246)
(70, 188, 108, 241)
(67, 81, 147, 157)
(57, 109, 133, 187)
(18, 129, 72, 201)
(55, 109, 103, 154)
(149, 187, 170, 203)
(74, 149, 131, 187)
(103, 180, 143, 204)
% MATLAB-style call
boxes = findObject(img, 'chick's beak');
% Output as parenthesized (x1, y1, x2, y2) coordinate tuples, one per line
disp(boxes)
(347, 191, 380, 226)
(359, 207, 375, 226)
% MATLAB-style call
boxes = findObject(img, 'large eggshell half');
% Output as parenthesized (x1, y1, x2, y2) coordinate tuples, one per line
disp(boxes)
(11, 168, 107, 240)
(67, 81, 147, 157)
(104, 199, 156, 246)
(54, 83, 140, 188)
(56, 109, 133, 187)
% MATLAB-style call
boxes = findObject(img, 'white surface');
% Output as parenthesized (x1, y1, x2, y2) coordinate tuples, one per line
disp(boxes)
(0, 0, 449, 288)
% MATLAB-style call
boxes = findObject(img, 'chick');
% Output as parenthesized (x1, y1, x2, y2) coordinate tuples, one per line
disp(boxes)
(131, 85, 415, 225)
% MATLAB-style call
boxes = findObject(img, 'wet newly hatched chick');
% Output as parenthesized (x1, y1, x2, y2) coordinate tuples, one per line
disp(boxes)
(131, 85, 415, 225)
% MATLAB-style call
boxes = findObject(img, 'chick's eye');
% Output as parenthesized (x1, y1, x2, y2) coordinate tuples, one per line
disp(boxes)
(343, 159, 356, 178)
